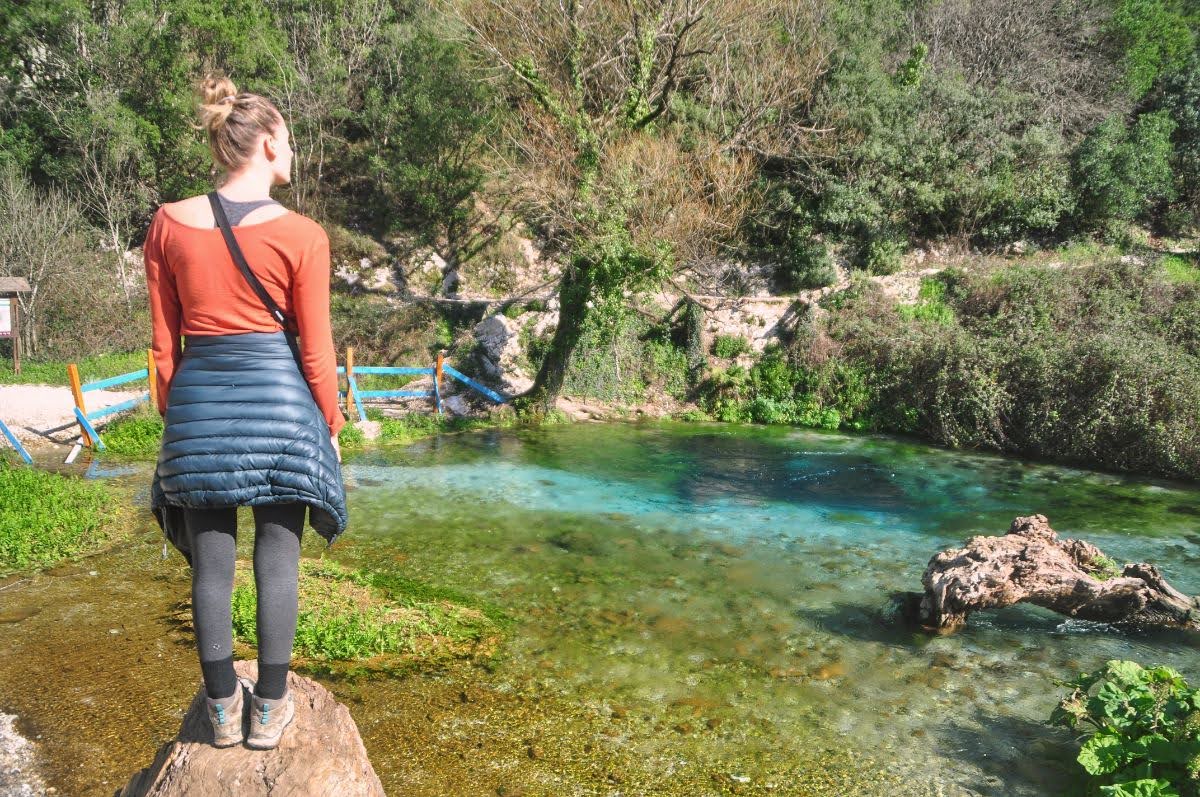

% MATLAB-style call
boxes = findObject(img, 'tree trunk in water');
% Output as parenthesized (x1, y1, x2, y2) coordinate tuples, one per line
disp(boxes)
(517, 265, 590, 417)
(900, 514, 1200, 634)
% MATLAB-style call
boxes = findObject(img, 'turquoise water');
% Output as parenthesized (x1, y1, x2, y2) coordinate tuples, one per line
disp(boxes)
(5, 419, 1197, 795)
(329, 421, 1199, 795)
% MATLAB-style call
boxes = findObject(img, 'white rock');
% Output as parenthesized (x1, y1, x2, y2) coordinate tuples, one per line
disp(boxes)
(442, 395, 472, 417)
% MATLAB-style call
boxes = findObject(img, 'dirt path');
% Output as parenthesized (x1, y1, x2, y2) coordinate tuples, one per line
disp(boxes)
(0, 384, 144, 449)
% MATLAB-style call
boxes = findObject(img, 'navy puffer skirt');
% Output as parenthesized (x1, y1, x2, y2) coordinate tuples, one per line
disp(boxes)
(150, 331, 348, 566)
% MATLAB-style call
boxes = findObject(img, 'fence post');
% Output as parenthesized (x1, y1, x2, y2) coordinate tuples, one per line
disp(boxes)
(66, 363, 93, 446)
(147, 349, 158, 412)
(345, 346, 354, 419)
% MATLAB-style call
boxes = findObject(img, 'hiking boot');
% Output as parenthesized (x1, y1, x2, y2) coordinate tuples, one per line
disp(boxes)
(246, 689, 295, 750)
(204, 677, 252, 748)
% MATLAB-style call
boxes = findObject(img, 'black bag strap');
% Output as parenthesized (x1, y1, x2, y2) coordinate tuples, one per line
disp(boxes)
(207, 191, 303, 365)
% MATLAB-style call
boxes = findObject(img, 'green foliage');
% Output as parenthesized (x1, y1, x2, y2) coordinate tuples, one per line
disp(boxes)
(101, 406, 164, 457)
(699, 345, 873, 431)
(1074, 112, 1178, 237)
(0, 462, 112, 572)
(819, 259, 1200, 480)
(898, 277, 956, 325)
(776, 228, 837, 290)
(358, 18, 495, 238)
(1157, 54, 1200, 225)
(1161, 254, 1200, 284)
(526, 307, 689, 405)
(356, 408, 516, 445)
(712, 335, 752, 359)
(1050, 660, 1200, 797)
(231, 558, 510, 662)
(337, 421, 366, 449)
(1104, 0, 1196, 99)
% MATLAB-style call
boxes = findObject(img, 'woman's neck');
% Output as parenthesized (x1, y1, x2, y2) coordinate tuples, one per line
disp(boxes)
(216, 171, 274, 202)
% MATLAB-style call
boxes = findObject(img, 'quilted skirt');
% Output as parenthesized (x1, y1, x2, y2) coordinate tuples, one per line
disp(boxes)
(150, 331, 348, 566)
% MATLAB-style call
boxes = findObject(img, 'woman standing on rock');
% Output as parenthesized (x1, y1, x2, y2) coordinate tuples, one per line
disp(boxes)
(143, 75, 348, 749)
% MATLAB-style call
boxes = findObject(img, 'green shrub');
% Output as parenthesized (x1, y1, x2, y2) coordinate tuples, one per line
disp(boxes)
(1161, 254, 1200, 285)
(337, 422, 366, 449)
(1074, 112, 1178, 237)
(1050, 660, 1200, 797)
(0, 462, 113, 572)
(777, 229, 836, 291)
(712, 334, 752, 359)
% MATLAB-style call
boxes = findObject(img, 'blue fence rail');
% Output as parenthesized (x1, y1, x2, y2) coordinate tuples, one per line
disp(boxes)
(0, 418, 33, 464)
(60, 348, 510, 451)
(337, 349, 508, 423)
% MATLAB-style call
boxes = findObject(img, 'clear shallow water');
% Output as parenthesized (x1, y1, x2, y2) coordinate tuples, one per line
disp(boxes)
(2, 420, 1198, 795)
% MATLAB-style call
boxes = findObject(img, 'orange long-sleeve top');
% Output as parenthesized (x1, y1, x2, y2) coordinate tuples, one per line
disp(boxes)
(142, 205, 346, 437)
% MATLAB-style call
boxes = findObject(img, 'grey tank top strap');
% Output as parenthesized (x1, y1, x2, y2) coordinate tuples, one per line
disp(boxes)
(214, 192, 281, 227)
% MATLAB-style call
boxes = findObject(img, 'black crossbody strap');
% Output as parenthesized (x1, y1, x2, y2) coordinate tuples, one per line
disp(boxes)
(207, 191, 303, 365)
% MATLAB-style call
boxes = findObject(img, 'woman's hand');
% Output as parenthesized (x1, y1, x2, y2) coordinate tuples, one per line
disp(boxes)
(331, 433, 342, 463)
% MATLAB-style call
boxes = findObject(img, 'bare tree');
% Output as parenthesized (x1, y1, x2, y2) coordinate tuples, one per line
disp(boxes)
(911, 0, 1124, 133)
(0, 166, 91, 357)
(444, 0, 831, 412)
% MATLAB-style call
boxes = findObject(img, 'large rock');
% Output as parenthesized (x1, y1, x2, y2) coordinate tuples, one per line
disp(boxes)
(473, 313, 536, 394)
(117, 660, 384, 797)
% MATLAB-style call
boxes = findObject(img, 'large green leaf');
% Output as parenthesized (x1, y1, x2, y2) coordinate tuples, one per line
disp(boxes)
(1080, 733, 1132, 776)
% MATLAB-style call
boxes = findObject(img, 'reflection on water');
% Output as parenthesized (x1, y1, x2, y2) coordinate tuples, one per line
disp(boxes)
(1, 420, 1197, 795)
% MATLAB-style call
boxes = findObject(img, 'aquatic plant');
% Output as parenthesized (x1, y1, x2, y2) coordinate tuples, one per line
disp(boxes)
(0, 461, 112, 571)
(1051, 660, 1200, 797)
(230, 558, 511, 669)
(100, 406, 164, 457)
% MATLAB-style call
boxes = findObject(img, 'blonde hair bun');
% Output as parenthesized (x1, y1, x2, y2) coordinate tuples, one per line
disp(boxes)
(197, 75, 239, 133)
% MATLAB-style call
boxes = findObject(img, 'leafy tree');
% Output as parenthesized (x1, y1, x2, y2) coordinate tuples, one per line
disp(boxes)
(356, 16, 497, 260)
(448, 0, 823, 414)
(1074, 111, 1178, 237)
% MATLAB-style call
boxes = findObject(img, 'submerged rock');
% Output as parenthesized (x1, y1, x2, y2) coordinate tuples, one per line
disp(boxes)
(117, 660, 384, 797)
(0, 712, 46, 797)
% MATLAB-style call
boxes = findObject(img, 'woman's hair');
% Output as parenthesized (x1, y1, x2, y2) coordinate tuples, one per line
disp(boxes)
(195, 75, 284, 172)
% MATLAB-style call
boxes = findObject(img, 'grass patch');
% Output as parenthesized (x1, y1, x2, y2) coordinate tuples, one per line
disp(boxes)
(1160, 253, 1200, 284)
(360, 407, 518, 444)
(223, 558, 512, 672)
(897, 277, 955, 325)
(712, 334, 752, 359)
(0, 350, 147, 386)
(0, 462, 115, 573)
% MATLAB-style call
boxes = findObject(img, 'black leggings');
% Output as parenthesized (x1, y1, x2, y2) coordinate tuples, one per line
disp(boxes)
(184, 502, 306, 701)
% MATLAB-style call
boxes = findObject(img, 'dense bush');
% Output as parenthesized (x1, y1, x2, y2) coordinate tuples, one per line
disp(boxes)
(1073, 112, 1178, 239)
(830, 260, 1200, 479)
(523, 308, 690, 405)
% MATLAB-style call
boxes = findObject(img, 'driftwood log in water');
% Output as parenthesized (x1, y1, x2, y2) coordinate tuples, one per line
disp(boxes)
(911, 514, 1200, 633)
